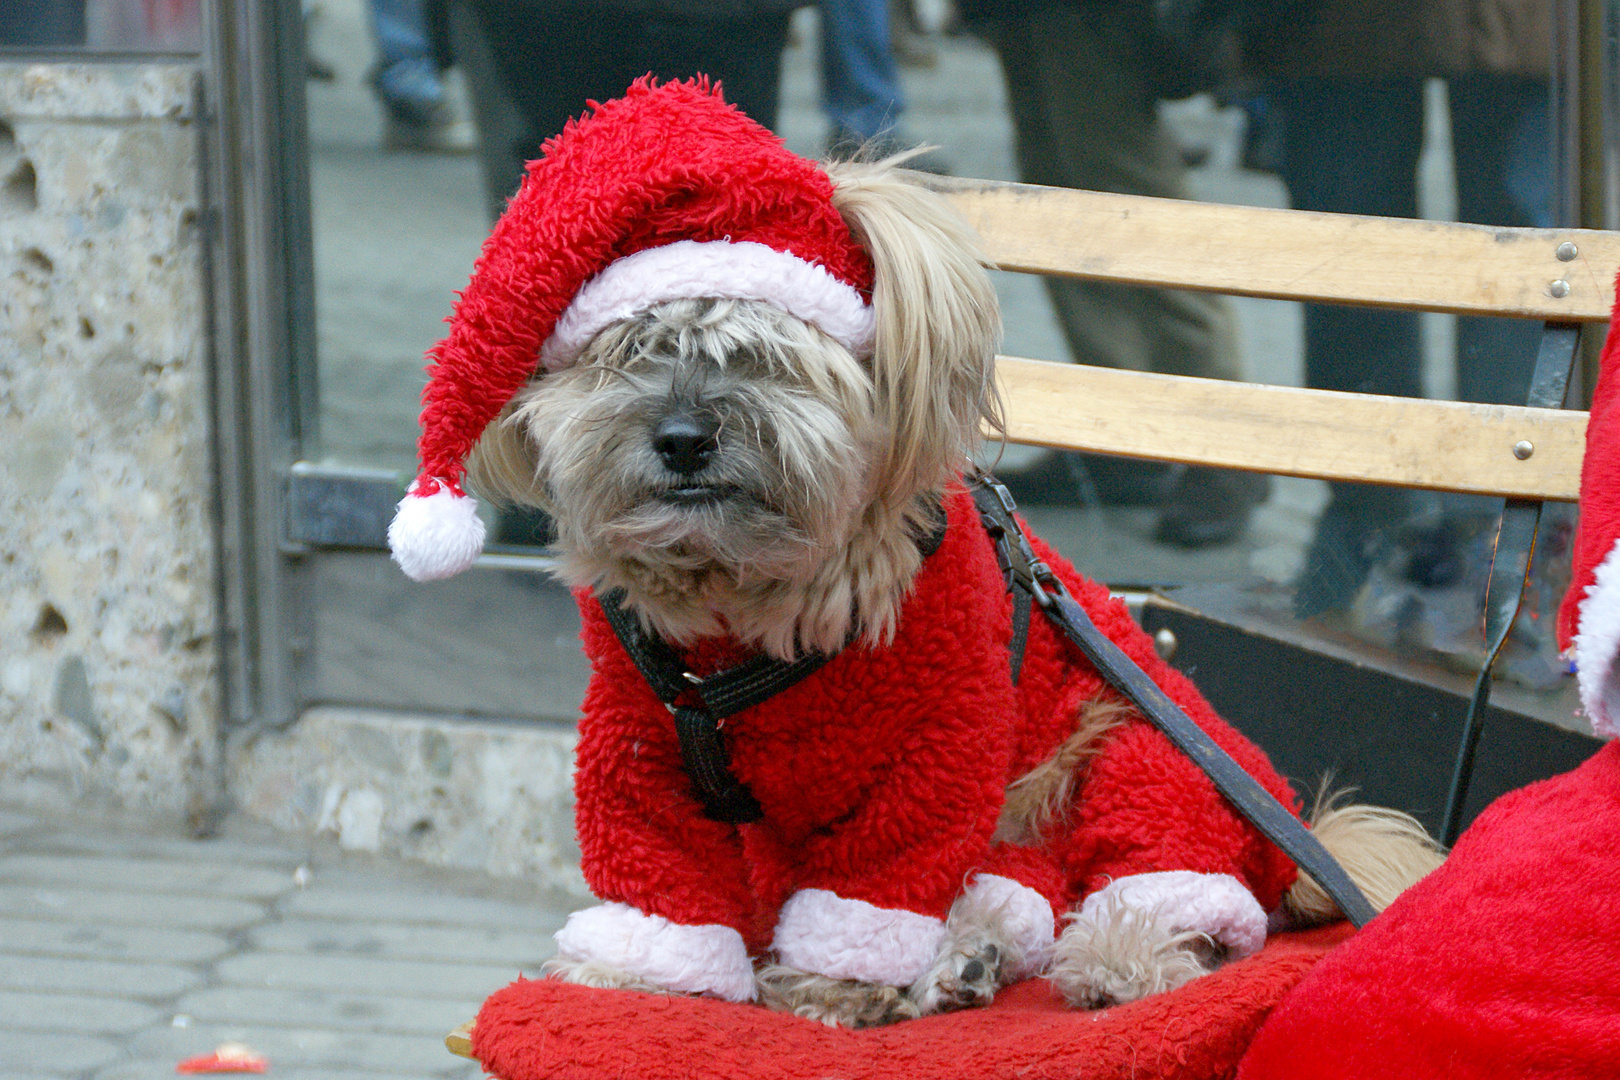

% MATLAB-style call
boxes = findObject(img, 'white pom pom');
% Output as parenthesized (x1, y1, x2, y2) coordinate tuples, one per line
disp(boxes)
(387, 484, 486, 582)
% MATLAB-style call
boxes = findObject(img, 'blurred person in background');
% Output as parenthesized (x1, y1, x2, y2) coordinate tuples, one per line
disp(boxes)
(446, 0, 802, 224)
(366, 0, 475, 152)
(1235, 1, 1555, 623)
(819, 0, 949, 169)
(0, 0, 85, 45)
(958, 0, 1269, 549)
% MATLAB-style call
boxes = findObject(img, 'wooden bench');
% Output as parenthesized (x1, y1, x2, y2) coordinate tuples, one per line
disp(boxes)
(447, 176, 1610, 1061)
(934, 175, 1600, 500)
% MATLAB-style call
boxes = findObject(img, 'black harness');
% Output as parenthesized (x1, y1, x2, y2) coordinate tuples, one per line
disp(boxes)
(597, 476, 1377, 927)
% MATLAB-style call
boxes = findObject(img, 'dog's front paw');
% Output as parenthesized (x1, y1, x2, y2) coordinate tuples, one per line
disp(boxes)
(908, 939, 1004, 1014)
(756, 963, 922, 1029)
(1047, 908, 1222, 1008)
(1049, 871, 1266, 1009)
(541, 956, 672, 994)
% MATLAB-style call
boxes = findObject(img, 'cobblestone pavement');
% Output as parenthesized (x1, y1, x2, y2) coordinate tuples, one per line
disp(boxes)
(0, 802, 580, 1080)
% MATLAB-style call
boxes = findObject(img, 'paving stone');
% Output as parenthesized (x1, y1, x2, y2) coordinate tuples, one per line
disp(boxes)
(0, 917, 233, 964)
(132, 1020, 473, 1073)
(248, 916, 556, 966)
(0, 885, 265, 931)
(0, 952, 202, 998)
(98, 1064, 480, 1080)
(0, 1032, 121, 1073)
(172, 985, 480, 1036)
(34, 830, 306, 868)
(279, 886, 560, 930)
(216, 951, 526, 999)
(0, 854, 296, 899)
(0, 809, 38, 836)
(0, 989, 165, 1034)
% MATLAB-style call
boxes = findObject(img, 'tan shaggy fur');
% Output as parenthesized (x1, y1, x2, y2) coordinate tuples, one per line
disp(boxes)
(1283, 788, 1447, 922)
(993, 697, 1138, 845)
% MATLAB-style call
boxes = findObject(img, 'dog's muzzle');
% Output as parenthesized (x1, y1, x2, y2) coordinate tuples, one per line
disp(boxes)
(652, 412, 720, 476)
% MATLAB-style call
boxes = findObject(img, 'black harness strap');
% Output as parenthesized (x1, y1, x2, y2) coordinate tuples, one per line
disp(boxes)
(595, 507, 948, 824)
(969, 476, 1378, 928)
(974, 489, 1035, 684)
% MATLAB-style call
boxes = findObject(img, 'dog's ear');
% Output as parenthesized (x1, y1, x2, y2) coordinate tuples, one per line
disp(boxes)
(828, 160, 1003, 504)
(465, 403, 547, 508)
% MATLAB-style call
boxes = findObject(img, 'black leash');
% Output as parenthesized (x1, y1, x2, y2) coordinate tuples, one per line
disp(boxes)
(969, 477, 1377, 928)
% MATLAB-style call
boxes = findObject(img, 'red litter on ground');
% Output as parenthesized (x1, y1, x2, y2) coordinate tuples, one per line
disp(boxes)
(176, 1043, 268, 1074)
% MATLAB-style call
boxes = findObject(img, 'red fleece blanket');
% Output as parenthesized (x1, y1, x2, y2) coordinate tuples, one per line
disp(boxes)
(471, 925, 1351, 1080)
(1239, 740, 1620, 1080)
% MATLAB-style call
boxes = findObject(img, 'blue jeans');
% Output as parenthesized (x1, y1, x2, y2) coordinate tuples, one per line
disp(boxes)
(820, 0, 903, 140)
(370, 0, 444, 119)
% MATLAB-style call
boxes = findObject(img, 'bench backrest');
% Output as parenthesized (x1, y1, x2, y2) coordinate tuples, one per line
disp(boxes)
(927, 176, 1610, 502)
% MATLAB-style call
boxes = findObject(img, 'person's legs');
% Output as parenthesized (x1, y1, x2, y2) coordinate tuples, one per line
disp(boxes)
(1449, 74, 1551, 408)
(989, 5, 1260, 542)
(995, 5, 1243, 383)
(1272, 77, 1427, 615)
(641, 13, 792, 130)
(368, 0, 463, 149)
(819, 0, 904, 146)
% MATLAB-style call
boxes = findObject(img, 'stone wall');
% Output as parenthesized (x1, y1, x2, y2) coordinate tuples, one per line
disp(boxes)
(232, 707, 587, 895)
(0, 63, 220, 824)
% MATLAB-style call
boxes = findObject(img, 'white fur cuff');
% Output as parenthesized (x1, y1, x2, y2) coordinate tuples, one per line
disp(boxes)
(553, 902, 756, 1002)
(1576, 535, 1620, 739)
(388, 482, 486, 582)
(1075, 871, 1267, 959)
(539, 240, 876, 371)
(964, 874, 1055, 979)
(771, 889, 946, 987)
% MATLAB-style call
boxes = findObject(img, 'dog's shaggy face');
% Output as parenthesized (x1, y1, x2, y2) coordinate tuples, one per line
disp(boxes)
(470, 163, 1004, 658)
(493, 299, 889, 652)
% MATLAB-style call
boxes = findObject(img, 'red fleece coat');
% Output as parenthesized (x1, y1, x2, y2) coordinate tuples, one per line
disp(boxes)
(570, 487, 1299, 953)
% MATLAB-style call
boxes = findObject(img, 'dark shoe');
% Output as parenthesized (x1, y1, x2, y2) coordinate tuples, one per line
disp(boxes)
(1293, 504, 1390, 619)
(1154, 467, 1269, 549)
(993, 451, 1086, 506)
(1075, 454, 1174, 507)
(995, 452, 1173, 507)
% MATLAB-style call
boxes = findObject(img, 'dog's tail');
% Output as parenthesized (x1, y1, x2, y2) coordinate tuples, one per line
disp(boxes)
(1283, 790, 1447, 924)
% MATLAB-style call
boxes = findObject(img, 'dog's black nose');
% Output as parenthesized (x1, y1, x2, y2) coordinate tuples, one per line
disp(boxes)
(652, 414, 720, 475)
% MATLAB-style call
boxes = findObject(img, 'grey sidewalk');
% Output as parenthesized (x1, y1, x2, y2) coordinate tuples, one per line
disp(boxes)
(0, 802, 580, 1080)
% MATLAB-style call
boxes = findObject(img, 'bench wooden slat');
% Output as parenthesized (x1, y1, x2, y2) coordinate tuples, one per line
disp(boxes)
(995, 357, 1585, 501)
(930, 177, 1620, 321)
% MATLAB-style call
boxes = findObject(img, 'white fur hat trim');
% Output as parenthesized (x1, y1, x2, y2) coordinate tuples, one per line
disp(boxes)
(538, 239, 876, 372)
(771, 888, 946, 987)
(553, 901, 756, 1002)
(1075, 871, 1267, 959)
(1575, 535, 1620, 739)
(964, 874, 1056, 979)
(387, 481, 486, 583)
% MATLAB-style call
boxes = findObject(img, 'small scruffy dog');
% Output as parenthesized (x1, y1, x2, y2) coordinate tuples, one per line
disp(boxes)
(389, 80, 1441, 1029)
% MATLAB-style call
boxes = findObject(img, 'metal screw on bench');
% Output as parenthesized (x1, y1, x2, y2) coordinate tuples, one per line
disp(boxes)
(1556, 242, 1578, 261)
(1513, 440, 1534, 460)
(1550, 279, 1571, 298)
(1153, 628, 1178, 661)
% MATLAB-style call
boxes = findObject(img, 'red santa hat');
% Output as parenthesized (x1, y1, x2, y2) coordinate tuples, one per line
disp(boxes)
(387, 78, 877, 582)
(1557, 272, 1620, 740)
